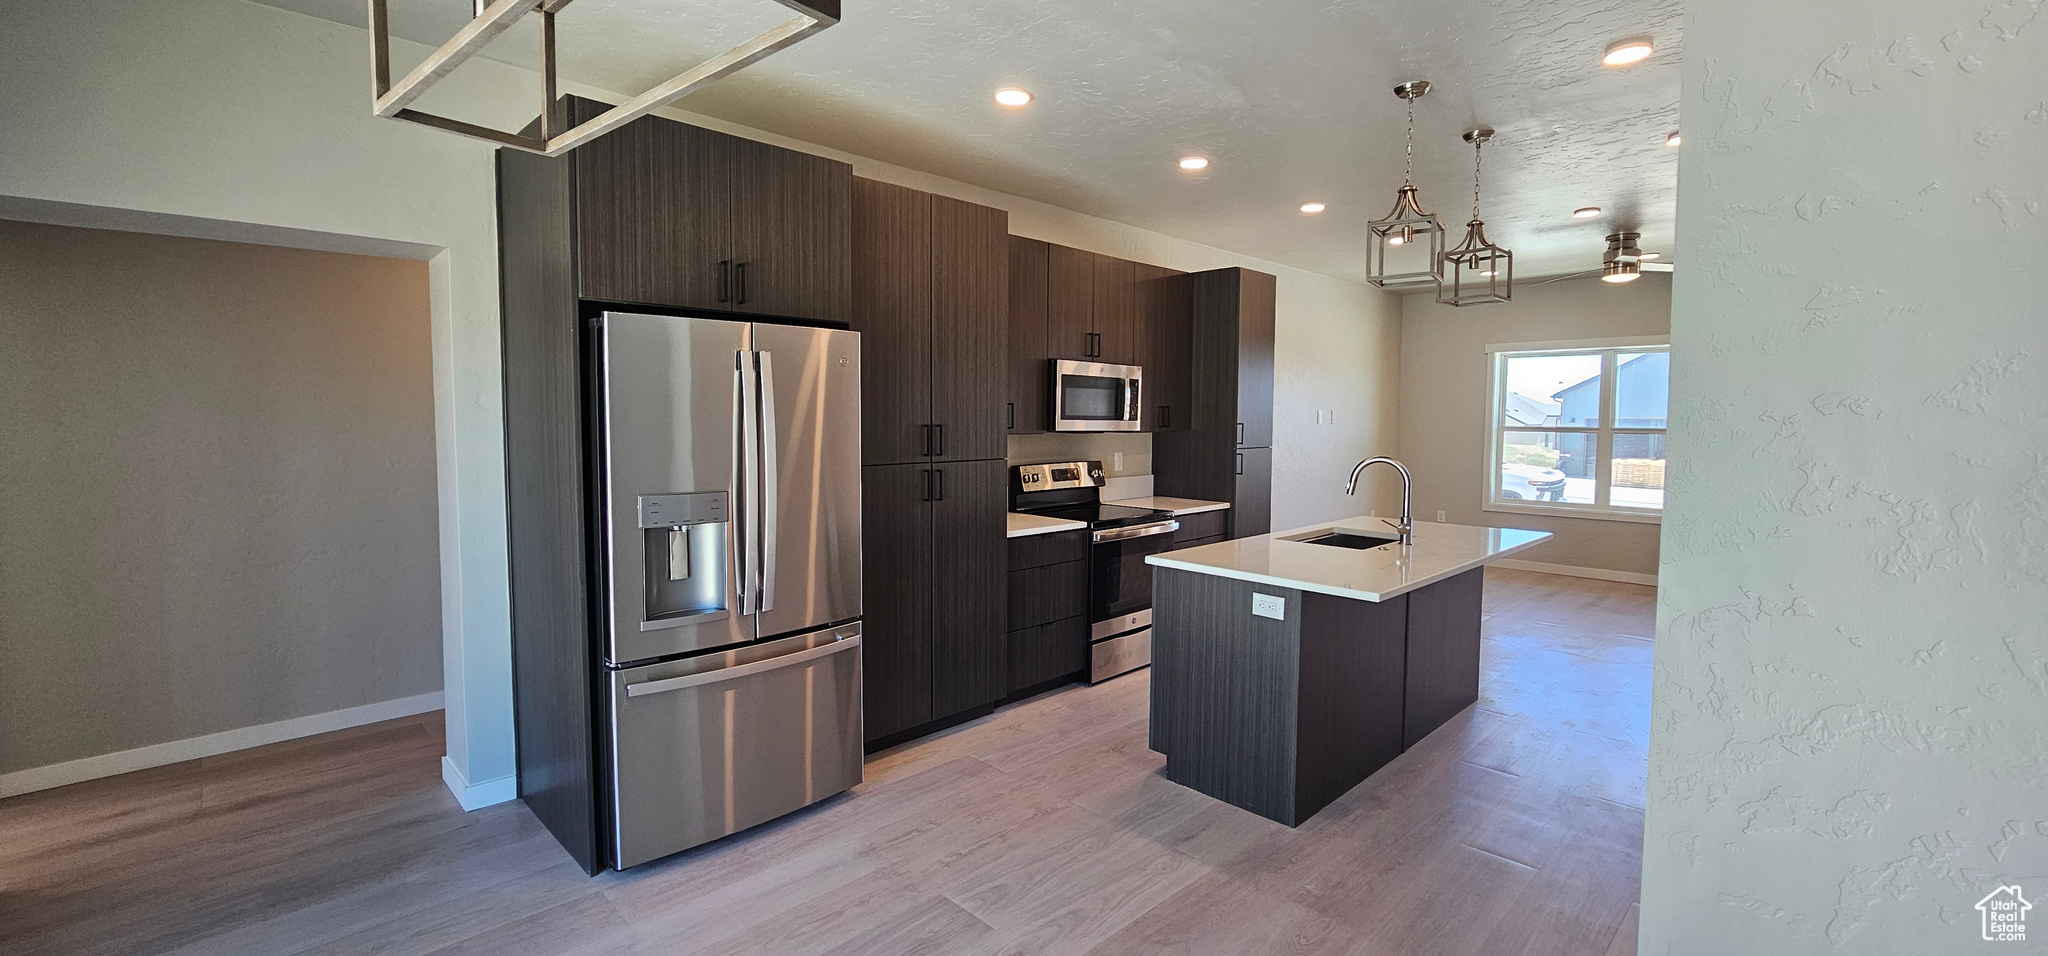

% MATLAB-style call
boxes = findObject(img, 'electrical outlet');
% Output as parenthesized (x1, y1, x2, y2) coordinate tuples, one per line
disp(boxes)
(1252, 593, 1286, 621)
(1436, 510, 1447, 522)
(1113, 451, 1123, 472)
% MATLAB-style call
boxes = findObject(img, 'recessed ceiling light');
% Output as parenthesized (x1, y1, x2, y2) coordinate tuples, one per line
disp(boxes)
(1665, 131, 1681, 147)
(994, 88, 1032, 107)
(1573, 206, 1603, 219)
(1640, 251, 1662, 260)
(1299, 202, 1326, 214)
(1179, 156, 1210, 171)
(1604, 37, 1655, 66)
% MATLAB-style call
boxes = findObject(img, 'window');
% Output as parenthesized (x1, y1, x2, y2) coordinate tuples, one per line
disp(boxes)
(1484, 338, 1668, 522)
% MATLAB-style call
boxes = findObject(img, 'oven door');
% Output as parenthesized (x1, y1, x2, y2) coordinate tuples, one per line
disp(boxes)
(1051, 360, 1142, 432)
(1089, 519, 1179, 635)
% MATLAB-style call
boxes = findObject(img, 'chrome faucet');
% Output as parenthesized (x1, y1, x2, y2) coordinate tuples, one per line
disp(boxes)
(1345, 456, 1413, 545)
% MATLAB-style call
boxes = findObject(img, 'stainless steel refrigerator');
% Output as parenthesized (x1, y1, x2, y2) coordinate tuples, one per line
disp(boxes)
(593, 311, 863, 869)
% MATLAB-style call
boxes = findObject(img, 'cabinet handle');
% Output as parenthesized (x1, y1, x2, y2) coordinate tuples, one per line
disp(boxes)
(1236, 452, 1244, 476)
(1237, 422, 1245, 445)
(935, 467, 946, 501)
(921, 424, 932, 457)
(1159, 405, 1170, 429)
(922, 468, 935, 502)
(1007, 402, 1015, 430)
(735, 262, 748, 305)
(718, 260, 731, 303)
(934, 423, 945, 457)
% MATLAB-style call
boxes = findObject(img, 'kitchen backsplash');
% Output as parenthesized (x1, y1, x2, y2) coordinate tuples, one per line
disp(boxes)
(1007, 432, 1154, 502)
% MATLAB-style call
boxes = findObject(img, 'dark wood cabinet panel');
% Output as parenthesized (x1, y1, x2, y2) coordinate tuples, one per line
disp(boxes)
(573, 106, 732, 310)
(1296, 590, 1410, 821)
(1233, 445, 1272, 538)
(499, 144, 602, 875)
(1006, 237, 1049, 434)
(930, 196, 1008, 462)
(1091, 254, 1140, 366)
(1007, 528, 1088, 570)
(929, 459, 1008, 717)
(851, 179, 933, 466)
(1045, 243, 1096, 361)
(1171, 510, 1227, 543)
(1235, 269, 1277, 448)
(1006, 559, 1089, 631)
(730, 137, 853, 324)
(1138, 264, 1191, 431)
(1007, 615, 1088, 696)
(1402, 568, 1484, 747)
(860, 463, 934, 742)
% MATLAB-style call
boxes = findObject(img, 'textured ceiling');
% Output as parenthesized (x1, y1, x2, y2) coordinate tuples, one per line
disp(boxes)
(256, 0, 1682, 283)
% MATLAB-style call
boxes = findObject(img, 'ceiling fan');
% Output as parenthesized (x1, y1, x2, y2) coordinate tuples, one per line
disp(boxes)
(1533, 232, 1674, 286)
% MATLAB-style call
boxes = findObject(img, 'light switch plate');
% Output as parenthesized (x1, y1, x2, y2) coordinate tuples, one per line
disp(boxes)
(1252, 593, 1285, 621)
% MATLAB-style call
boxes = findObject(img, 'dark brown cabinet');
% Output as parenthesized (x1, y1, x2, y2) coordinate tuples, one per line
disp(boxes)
(929, 460, 1008, 716)
(1004, 530, 1090, 697)
(569, 96, 849, 323)
(1154, 267, 1277, 540)
(1137, 263, 1191, 431)
(1090, 253, 1140, 365)
(860, 463, 935, 740)
(852, 178, 1007, 465)
(860, 459, 1007, 746)
(1046, 243, 1096, 361)
(1006, 237, 1049, 434)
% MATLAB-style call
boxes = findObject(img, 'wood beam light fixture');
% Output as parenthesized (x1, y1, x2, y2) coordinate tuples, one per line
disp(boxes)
(366, 0, 840, 156)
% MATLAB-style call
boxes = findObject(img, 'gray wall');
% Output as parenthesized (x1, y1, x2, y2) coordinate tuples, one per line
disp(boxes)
(1399, 274, 1670, 577)
(1640, 0, 2048, 951)
(0, 219, 442, 776)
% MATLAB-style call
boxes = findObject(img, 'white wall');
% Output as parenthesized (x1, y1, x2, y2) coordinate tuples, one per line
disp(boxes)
(1640, 0, 2048, 951)
(1, 0, 1400, 803)
(1400, 275, 1669, 578)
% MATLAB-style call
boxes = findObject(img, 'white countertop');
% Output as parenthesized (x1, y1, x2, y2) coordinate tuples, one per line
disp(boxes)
(1007, 512, 1088, 538)
(1146, 516, 1551, 602)
(1103, 495, 1231, 515)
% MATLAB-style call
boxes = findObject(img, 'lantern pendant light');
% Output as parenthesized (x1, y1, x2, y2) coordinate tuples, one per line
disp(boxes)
(1438, 128, 1514, 306)
(1367, 81, 1448, 289)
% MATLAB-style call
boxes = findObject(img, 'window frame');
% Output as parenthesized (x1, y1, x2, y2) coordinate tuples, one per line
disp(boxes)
(1481, 335, 1669, 525)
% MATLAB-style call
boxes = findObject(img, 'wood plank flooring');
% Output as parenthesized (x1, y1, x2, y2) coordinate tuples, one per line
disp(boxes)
(0, 568, 1652, 956)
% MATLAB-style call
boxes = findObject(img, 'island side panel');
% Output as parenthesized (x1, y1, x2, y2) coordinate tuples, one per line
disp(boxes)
(1402, 567, 1486, 748)
(1149, 567, 1302, 824)
(1296, 591, 1409, 822)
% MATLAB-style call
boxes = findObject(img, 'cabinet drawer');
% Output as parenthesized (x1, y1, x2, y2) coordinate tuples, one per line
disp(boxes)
(1007, 615, 1088, 693)
(1171, 510, 1226, 542)
(1007, 559, 1088, 631)
(1007, 529, 1089, 570)
(1167, 534, 1225, 552)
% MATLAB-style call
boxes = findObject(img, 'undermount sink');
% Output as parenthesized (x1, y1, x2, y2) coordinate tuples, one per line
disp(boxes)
(1283, 528, 1401, 550)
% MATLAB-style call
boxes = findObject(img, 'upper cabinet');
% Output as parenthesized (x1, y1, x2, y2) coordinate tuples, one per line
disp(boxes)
(1137, 263, 1191, 432)
(1006, 237, 1049, 434)
(1090, 254, 1140, 365)
(1153, 267, 1277, 539)
(1045, 244, 1096, 362)
(851, 177, 1007, 466)
(569, 96, 851, 324)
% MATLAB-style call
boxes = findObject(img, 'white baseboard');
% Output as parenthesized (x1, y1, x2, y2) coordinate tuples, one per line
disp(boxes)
(1490, 559, 1659, 587)
(0, 691, 445, 799)
(441, 755, 518, 811)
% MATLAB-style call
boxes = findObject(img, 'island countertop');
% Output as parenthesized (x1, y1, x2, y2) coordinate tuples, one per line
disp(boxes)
(1146, 516, 1550, 602)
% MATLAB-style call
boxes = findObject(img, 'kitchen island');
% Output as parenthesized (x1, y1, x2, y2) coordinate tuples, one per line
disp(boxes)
(1144, 517, 1550, 825)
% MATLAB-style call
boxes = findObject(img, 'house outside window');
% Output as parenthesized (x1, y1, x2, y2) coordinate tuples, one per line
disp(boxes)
(1484, 337, 1669, 523)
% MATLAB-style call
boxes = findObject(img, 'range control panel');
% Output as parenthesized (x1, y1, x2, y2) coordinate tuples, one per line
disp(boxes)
(1014, 460, 1107, 492)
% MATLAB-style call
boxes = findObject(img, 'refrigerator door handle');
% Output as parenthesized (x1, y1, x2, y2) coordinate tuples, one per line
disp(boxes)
(623, 633, 860, 697)
(735, 350, 761, 616)
(755, 350, 778, 614)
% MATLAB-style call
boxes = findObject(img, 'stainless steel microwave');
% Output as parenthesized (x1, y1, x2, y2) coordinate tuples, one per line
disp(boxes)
(1051, 359, 1143, 432)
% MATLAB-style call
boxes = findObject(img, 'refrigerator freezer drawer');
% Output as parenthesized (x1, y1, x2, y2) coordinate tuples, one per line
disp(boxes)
(607, 623, 864, 870)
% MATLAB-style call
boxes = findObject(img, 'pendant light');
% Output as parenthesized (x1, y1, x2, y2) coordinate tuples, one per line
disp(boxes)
(1438, 128, 1513, 306)
(1602, 232, 1644, 283)
(1367, 81, 1447, 289)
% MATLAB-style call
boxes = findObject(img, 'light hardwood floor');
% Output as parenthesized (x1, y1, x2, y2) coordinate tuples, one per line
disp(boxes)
(0, 568, 1653, 956)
